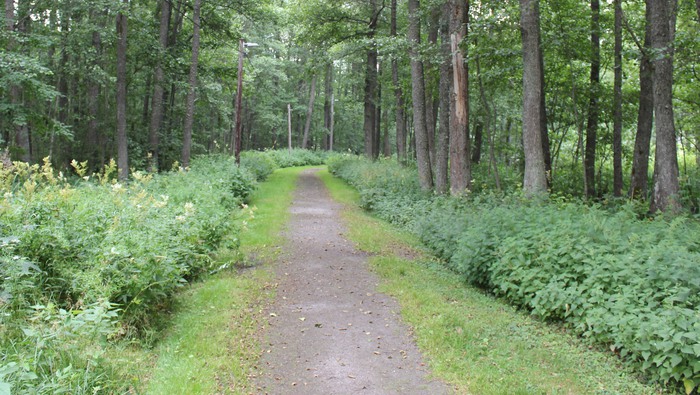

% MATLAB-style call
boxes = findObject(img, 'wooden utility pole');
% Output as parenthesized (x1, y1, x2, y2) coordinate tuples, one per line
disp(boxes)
(234, 39, 245, 164)
(329, 93, 335, 151)
(288, 103, 292, 154)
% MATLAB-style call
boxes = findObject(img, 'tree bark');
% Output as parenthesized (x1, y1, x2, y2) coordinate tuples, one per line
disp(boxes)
(449, 0, 470, 195)
(435, 2, 451, 195)
(364, 0, 379, 159)
(409, 0, 433, 190)
(520, 0, 548, 196)
(148, 0, 171, 172)
(472, 123, 483, 164)
(425, 6, 440, 166)
(584, 0, 600, 198)
(116, 0, 129, 180)
(391, 0, 407, 163)
(87, 20, 102, 169)
(629, 2, 653, 200)
(323, 62, 333, 150)
(538, 35, 551, 185)
(302, 74, 317, 149)
(181, 0, 201, 168)
(649, 0, 680, 213)
(613, 0, 623, 196)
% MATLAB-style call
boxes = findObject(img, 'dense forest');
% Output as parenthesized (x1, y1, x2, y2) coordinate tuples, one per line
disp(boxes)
(2, 0, 700, 392)
(2, 0, 700, 211)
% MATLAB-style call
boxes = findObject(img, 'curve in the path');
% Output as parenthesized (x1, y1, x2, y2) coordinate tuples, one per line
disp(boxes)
(254, 169, 451, 395)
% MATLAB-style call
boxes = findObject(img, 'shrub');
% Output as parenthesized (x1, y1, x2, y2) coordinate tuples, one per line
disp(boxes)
(330, 156, 700, 392)
(0, 154, 258, 393)
(240, 151, 279, 181)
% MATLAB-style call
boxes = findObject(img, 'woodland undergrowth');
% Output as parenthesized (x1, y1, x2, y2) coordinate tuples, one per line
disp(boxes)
(328, 154, 700, 394)
(0, 150, 324, 394)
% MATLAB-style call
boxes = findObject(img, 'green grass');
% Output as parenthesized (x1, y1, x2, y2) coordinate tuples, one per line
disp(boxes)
(138, 167, 304, 394)
(318, 168, 661, 395)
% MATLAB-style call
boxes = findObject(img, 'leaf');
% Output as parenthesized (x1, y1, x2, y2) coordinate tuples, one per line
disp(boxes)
(683, 378, 696, 395)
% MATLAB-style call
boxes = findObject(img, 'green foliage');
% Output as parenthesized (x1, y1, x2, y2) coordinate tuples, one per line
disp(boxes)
(263, 148, 328, 168)
(331, 157, 700, 392)
(240, 150, 279, 181)
(0, 155, 257, 393)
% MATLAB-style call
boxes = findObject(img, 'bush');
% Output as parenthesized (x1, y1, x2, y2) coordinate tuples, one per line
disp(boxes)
(240, 151, 279, 181)
(330, 156, 700, 392)
(265, 148, 327, 168)
(0, 155, 258, 393)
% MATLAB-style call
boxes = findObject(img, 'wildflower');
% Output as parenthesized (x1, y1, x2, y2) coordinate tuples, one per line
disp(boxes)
(111, 183, 125, 193)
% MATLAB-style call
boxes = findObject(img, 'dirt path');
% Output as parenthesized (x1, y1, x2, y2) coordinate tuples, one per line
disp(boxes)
(254, 170, 451, 394)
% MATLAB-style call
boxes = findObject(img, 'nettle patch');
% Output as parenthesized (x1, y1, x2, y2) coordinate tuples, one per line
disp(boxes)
(330, 156, 700, 393)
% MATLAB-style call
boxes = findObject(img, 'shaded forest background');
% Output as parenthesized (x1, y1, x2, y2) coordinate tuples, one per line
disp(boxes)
(2, 0, 700, 211)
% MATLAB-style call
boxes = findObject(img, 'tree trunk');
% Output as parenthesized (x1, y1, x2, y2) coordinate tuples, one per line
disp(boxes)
(649, 0, 680, 213)
(584, 0, 600, 198)
(613, 0, 623, 197)
(116, 0, 129, 180)
(449, 0, 470, 195)
(180, 0, 201, 168)
(520, 0, 548, 196)
(87, 23, 102, 169)
(364, 0, 379, 159)
(538, 36, 551, 185)
(375, 63, 382, 156)
(302, 74, 317, 149)
(148, 0, 171, 172)
(629, 4, 654, 199)
(425, 6, 440, 166)
(391, 0, 407, 163)
(409, 0, 433, 190)
(323, 62, 333, 150)
(472, 123, 483, 164)
(435, 2, 451, 195)
(329, 95, 335, 151)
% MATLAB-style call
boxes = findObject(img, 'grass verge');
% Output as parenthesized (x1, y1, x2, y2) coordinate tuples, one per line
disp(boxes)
(318, 168, 660, 395)
(139, 167, 304, 394)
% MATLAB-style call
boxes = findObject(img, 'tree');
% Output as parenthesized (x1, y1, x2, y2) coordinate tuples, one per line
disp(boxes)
(629, 1, 654, 200)
(390, 0, 407, 163)
(364, 0, 379, 159)
(181, 0, 202, 168)
(449, 0, 470, 195)
(116, 0, 129, 180)
(148, 0, 171, 172)
(408, 0, 433, 190)
(649, 0, 680, 213)
(520, 0, 548, 195)
(584, 0, 600, 198)
(302, 73, 317, 149)
(434, 1, 451, 195)
(613, 0, 623, 196)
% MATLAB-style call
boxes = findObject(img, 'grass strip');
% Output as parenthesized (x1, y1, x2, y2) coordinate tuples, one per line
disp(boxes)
(318, 168, 660, 395)
(141, 167, 303, 394)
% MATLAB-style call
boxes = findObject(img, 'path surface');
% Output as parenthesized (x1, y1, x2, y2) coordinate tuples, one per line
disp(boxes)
(254, 170, 450, 394)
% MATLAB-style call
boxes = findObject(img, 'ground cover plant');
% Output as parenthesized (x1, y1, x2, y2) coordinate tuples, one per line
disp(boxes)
(328, 155, 700, 393)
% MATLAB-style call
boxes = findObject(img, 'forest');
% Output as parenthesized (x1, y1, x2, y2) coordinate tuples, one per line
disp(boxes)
(1, 0, 700, 393)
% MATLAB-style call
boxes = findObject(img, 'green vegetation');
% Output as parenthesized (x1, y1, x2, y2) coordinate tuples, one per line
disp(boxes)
(319, 168, 659, 394)
(328, 156, 699, 393)
(141, 166, 306, 394)
(0, 150, 317, 393)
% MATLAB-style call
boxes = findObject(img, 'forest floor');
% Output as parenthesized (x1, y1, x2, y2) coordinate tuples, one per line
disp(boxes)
(252, 169, 451, 394)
